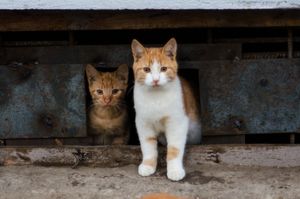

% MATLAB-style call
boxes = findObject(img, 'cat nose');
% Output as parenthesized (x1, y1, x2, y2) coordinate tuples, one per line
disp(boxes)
(104, 97, 111, 104)
(153, 79, 159, 85)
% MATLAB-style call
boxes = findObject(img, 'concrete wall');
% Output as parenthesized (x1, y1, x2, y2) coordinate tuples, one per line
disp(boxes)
(0, 0, 299, 10)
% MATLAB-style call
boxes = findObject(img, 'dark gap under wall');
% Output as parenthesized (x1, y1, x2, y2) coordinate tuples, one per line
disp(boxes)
(245, 133, 295, 144)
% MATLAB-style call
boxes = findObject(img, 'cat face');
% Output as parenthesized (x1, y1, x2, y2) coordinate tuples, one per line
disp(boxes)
(86, 64, 128, 107)
(131, 38, 178, 87)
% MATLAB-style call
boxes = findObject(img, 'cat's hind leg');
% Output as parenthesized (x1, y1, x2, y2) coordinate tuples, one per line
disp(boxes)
(136, 118, 158, 177)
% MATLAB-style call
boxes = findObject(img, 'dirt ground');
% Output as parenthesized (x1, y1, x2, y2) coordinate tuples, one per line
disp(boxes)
(1, 163, 300, 199)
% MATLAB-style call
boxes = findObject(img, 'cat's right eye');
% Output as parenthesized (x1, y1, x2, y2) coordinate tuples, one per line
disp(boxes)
(143, 67, 151, 73)
(96, 89, 103, 95)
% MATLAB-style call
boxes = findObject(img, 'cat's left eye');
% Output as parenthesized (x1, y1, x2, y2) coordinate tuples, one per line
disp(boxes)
(97, 89, 103, 95)
(161, 67, 168, 72)
(112, 89, 119, 95)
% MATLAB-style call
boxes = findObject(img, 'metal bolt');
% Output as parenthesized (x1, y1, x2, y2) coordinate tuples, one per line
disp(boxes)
(260, 79, 269, 87)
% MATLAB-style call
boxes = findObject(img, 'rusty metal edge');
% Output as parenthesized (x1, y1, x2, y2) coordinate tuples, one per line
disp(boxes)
(0, 145, 300, 168)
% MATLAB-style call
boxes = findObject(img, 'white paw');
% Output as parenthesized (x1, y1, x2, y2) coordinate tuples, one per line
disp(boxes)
(167, 167, 186, 181)
(138, 164, 156, 177)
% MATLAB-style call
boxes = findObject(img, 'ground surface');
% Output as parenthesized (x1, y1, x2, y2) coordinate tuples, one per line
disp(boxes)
(0, 163, 299, 199)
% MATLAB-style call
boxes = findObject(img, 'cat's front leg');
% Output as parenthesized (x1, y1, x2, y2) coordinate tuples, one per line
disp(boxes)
(136, 117, 158, 177)
(165, 116, 188, 181)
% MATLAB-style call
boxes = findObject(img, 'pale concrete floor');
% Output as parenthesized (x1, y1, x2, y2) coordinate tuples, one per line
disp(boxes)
(0, 164, 300, 199)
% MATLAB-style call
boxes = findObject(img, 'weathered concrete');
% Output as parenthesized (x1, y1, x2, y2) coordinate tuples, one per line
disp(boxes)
(1, 145, 300, 198)
(0, 0, 299, 10)
(0, 164, 299, 199)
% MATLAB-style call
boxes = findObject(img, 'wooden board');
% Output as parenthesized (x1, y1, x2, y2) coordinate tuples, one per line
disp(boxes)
(0, 44, 241, 65)
(0, 10, 299, 32)
(1, 145, 300, 168)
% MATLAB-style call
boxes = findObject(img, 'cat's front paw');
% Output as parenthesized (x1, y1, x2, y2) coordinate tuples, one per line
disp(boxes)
(138, 164, 156, 177)
(167, 167, 185, 181)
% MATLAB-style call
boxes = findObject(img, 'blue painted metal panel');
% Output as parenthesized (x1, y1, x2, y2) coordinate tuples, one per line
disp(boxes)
(202, 59, 300, 134)
(0, 64, 86, 138)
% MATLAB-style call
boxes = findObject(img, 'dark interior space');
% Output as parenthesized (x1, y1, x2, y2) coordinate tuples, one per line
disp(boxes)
(245, 133, 295, 144)
(1, 27, 299, 146)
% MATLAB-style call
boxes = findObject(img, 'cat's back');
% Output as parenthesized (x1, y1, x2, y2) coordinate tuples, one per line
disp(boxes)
(179, 77, 200, 122)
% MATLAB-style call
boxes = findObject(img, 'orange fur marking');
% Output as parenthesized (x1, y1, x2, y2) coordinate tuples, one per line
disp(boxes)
(147, 137, 157, 144)
(180, 77, 200, 122)
(159, 116, 169, 127)
(143, 158, 156, 167)
(141, 193, 185, 199)
(167, 146, 179, 161)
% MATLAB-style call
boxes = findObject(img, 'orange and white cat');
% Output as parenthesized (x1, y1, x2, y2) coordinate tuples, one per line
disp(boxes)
(131, 38, 201, 181)
(86, 64, 129, 145)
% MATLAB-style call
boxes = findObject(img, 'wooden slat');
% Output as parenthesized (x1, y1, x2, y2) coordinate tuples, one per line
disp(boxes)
(0, 44, 241, 65)
(1, 145, 300, 167)
(0, 10, 299, 32)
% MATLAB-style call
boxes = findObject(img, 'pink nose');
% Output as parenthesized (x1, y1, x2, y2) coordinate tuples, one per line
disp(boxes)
(104, 98, 111, 104)
(153, 80, 159, 85)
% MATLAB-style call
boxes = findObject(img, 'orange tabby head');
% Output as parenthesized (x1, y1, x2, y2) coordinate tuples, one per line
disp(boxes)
(86, 64, 128, 107)
(131, 38, 178, 87)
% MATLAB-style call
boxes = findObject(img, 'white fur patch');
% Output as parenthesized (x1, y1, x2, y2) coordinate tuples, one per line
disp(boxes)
(144, 59, 168, 87)
(134, 77, 189, 181)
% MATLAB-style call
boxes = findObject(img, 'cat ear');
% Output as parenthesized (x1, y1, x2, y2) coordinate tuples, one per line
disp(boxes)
(163, 38, 177, 60)
(116, 64, 128, 84)
(131, 39, 145, 61)
(85, 64, 98, 85)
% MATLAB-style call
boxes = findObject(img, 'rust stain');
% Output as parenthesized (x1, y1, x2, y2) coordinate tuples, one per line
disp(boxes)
(4, 156, 17, 166)
(141, 193, 184, 199)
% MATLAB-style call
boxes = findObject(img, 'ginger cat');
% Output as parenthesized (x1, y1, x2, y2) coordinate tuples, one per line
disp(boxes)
(131, 38, 201, 181)
(86, 64, 129, 145)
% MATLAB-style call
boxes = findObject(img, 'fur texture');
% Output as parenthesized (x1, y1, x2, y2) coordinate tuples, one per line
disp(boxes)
(131, 38, 201, 181)
(86, 64, 129, 145)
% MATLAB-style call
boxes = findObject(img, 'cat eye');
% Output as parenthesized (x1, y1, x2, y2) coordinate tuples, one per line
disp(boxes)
(143, 67, 151, 73)
(161, 67, 168, 72)
(96, 89, 103, 95)
(112, 89, 119, 95)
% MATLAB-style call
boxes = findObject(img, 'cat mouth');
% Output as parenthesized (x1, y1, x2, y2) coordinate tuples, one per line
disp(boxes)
(152, 84, 160, 87)
(102, 103, 112, 107)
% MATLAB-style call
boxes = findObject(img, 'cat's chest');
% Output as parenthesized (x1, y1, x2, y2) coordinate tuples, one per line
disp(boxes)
(134, 81, 183, 118)
(89, 108, 127, 135)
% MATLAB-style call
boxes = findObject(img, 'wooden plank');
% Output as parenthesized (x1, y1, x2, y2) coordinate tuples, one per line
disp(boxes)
(1, 145, 300, 167)
(202, 135, 245, 144)
(0, 10, 299, 32)
(5, 137, 93, 146)
(0, 44, 241, 65)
